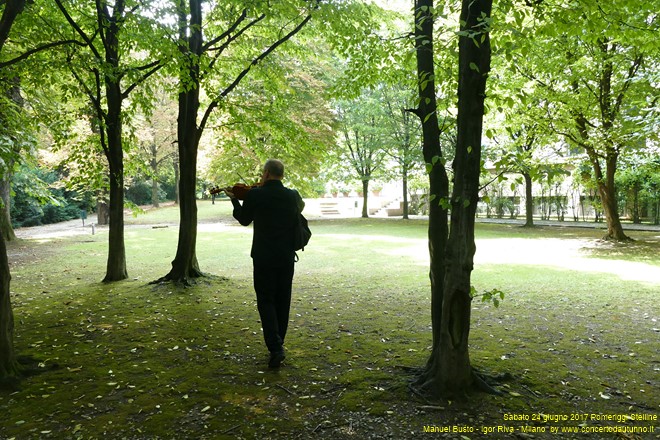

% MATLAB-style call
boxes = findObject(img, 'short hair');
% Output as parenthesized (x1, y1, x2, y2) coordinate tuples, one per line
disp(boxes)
(264, 159, 284, 177)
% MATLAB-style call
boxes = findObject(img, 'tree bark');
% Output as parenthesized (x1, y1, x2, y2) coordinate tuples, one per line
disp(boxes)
(411, 0, 450, 394)
(0, 232, 19, 383)
(402, 169, 409, 219)
(0, 75, 24, 242)
(101, 2, 128, 282)
(0, 0, 27, 388)
(584, 145, 628, 240)
(361, 179, 369, 218)
(523, 171, 534, 227)
(413, 0, 492, 397)
(103, 135, 128, 282)
(0, 176, 15, 241)
(157, 0, 204, 284)
(0, 0, 26, 54)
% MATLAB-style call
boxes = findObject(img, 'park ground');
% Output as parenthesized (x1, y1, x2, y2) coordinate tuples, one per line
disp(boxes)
(2, 200, 659, 439)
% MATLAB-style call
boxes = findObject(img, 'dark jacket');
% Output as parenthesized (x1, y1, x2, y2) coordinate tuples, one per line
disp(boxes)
(231, 180, 305, 265)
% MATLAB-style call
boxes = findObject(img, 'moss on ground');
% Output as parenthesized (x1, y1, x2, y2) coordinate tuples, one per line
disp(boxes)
(2, 202, 659, 439)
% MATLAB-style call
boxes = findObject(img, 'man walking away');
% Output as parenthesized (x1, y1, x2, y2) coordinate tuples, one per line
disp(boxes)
(223, 159, 304, 368)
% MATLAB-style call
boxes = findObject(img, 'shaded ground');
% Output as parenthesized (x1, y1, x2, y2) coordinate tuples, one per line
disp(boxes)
(3, 206, 659, 439)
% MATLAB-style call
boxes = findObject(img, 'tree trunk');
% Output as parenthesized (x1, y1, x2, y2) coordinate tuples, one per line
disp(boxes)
(523, 172, 534, 227)
(101, 15, 128, 283)
(103, 148, 128, 282)
(0, 232, 19, 384)
(173, 155, 180, 205)
(0, 177, 16, 241)
(0, 75, 24, 242)
(157, 0, 204, 284)
(414, 0, 492, 397)
(596, 153, 628, 240)
(97, 201, 109, 225)
(411, 0, 450, 394)
(164, 126, 203, 283)
(631, 182, 640, 224)
(402, 169, 409, 219)
(150, 150, 160, 208)
(361, 180, 369, 218)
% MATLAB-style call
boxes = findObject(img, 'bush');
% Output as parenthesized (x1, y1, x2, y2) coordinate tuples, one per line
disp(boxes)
(11, 165, 89, 228)
(125, 180, 167, 206)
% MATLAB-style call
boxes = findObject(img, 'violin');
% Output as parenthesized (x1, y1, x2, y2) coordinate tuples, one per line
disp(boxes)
(209, 182, 261, 200)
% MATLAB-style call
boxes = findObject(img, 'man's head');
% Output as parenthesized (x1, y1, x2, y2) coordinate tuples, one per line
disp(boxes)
(262, 159, 284, 181)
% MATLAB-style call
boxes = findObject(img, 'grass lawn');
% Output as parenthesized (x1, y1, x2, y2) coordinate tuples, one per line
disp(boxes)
(2, 200, 659, 439)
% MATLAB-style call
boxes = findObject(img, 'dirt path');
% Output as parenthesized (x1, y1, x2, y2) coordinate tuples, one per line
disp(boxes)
(14, 215, 101, 240)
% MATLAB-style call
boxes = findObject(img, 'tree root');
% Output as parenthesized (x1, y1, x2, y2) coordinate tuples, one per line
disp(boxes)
(472, 370, 505, 396)
(406, 366, 513, 400)
(149, 272, 229, 288)
(0, 355, 59, 392)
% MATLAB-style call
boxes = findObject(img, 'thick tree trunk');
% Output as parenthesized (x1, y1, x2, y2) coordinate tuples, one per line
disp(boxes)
(0, 233, 19, 384)
(361, 180, 369, 218)
(0, 75, 24, 242)
(96, 201, 109, 225)
(523, 172, 534, 227)
(438, 0, 491, 394)
(164, 129, 203, 283)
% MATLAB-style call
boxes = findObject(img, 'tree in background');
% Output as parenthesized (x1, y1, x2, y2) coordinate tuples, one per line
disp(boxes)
(382, 84, 422, 219)
(334, 90, 389, 218)
(617, 154, 660, 224)
(133, 83, 178, 208)
(517, 0, 659, 240)
(53, 0, 163, 282)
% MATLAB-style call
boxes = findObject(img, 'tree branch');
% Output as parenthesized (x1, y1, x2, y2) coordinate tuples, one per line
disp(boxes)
(0, 0, 26, 54)
(54, 0, 101, 59)
(207, 13, 266, 72)
(0, 39, 84, 68)
(198, 12, 313, 135)
(122, 60, 162, 99)
(202, 8, 249, 52)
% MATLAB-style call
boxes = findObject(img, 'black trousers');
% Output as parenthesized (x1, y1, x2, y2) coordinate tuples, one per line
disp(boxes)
(253, 261, 295, 353)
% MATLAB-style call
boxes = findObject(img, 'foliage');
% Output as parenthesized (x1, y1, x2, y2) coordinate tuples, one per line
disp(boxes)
(505, 0, 660, 238)
(204, 47, 338, 197)
(125, 180, 167, 206)
(616, 155, 660, 223)
(10, 164, 90, 227)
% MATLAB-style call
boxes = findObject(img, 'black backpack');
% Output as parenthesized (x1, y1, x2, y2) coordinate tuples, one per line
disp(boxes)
(293, 211, 311, 252)
(292, 191, 311, 255)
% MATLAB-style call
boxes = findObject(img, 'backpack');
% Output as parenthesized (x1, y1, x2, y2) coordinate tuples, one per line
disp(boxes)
(294, 211, 312, 252)
(292, 191, 311, 256)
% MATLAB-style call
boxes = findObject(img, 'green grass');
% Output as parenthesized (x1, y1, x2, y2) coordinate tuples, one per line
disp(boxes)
(2, 201, 659, 439)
